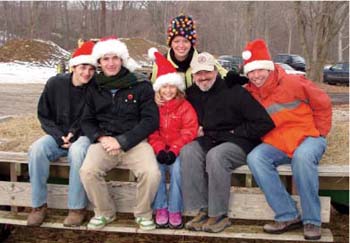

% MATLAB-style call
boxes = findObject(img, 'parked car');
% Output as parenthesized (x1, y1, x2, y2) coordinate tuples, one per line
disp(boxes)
(273, 54, 306, 72)
(323, 62, 349, 85)
(276, 63, 306, 76)
(218, 55, 243, 72)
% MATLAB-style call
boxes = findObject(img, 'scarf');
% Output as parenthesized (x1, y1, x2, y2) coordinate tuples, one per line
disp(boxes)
(170, 47, 194, 73)
(96, 66, 142, 90)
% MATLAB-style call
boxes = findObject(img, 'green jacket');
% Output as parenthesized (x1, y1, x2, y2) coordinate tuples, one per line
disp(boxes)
(151, 48, 228, 89)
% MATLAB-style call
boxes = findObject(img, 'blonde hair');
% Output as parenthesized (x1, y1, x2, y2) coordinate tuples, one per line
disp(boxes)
(157, 86, 185, 100)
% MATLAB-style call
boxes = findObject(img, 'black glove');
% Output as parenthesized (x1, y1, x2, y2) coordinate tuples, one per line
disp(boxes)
(225, 70, 249, 88)
(156, 150, 168, 164)
(165, 151, 177, 165)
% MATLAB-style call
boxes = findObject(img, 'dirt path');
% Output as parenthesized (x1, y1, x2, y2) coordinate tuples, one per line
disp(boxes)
(0, 84, 43, 117)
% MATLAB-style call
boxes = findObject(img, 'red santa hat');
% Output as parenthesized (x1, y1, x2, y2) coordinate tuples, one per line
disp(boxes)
(242, 39, 274, 75)
(148, 47, 185, 92)
(69, 41, 97, 68)
(92, 35, 140, 72)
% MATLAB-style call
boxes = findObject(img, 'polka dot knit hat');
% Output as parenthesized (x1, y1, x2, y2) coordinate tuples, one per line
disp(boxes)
(167, 14, 197, 47)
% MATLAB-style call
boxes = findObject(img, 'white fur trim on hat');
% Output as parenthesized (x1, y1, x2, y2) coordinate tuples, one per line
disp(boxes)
(244, 60, 274, 75)
(92, 39, 141, 72)
(153, 72, 185, 92)
(69, 55, 97, 67)
(148, 47, 158, 61)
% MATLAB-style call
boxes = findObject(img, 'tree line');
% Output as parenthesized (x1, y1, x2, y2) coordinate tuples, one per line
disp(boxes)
(0, 1, 348, 82)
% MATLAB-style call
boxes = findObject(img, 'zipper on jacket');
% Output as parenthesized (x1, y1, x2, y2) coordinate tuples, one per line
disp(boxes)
(164, 104, 169, 145)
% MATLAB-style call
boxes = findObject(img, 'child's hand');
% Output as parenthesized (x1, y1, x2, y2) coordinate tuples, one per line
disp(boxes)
(165, 151, 176, 165)
(156, 150, 168, 164)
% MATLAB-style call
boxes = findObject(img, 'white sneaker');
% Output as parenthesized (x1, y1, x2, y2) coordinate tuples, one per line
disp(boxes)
(87, 215, 116, 230)
(135, 217, 156, 230)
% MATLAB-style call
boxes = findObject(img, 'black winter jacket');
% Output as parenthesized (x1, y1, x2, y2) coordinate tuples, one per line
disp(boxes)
(186, 76, 274, 154)
(37, 73, 88, 146)
(81, 80, 159, 151)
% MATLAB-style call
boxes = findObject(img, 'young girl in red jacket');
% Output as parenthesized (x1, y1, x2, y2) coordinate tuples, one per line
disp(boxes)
(148, 48, 199, 229)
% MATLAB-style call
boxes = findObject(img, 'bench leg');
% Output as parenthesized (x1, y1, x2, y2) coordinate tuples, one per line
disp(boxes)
(245, 174, 253, 187)
(9, 164, 18, 213)
(286, 176, 298, 195)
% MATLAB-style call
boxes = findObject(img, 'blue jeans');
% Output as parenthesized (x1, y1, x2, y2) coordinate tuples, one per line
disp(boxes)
(152, 157, 183, 213)
(28, 135, 91, 209)
(247, 136, 327, 226)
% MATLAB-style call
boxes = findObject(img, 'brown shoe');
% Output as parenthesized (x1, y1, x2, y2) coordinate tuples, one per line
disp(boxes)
(263, 216, 302, 234)
(185, 209, 208, 231)
(202, 215, 231, 233)
(304, 224, 321, 240)
(63, 209, 86, 227)
(27, 204, 47, 226)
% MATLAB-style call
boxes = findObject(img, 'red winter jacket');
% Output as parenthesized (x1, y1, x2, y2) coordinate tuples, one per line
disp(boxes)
(148, 98, 199, 156)
(245, 65, 332, 157)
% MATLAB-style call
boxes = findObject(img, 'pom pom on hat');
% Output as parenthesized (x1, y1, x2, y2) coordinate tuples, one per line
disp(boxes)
(242, 39, 274, 75)
(69, 41, 97, 68)
(148, 47, 185, 92)
(92, 35, 141, 72)
(148, 47, 158, 61)
(166, 14, 197, 47)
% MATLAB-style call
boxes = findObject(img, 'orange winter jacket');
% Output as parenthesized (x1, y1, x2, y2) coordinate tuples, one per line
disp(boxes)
(245, 65, 332, 157)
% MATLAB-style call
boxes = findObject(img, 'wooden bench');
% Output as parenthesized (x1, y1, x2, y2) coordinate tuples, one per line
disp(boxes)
(0, 151, 346, 242)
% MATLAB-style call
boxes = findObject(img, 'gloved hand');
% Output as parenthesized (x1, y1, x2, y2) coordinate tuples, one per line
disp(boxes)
(156, 150, 168, 164)
(225, 70, 249, 88)
(165, 151, 177, 165)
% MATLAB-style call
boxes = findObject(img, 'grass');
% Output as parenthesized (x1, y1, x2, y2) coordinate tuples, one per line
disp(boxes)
(0, 107, 348, 165)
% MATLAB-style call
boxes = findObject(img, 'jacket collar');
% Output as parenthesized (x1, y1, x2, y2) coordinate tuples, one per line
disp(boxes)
(246, 64, 286, 99)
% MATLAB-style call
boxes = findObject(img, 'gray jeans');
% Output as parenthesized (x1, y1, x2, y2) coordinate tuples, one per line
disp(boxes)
(180, 141, 246, 217)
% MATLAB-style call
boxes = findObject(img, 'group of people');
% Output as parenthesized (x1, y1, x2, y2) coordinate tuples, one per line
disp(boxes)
(26, 14, 332, 241)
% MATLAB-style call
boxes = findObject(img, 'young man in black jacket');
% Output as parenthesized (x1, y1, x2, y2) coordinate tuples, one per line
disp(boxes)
(181, 52, 275, 233)
(79, 36, 160, 230)
(27, 41, 97, 227)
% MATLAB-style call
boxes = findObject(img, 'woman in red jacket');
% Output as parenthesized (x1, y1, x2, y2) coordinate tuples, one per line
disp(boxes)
(148, 48, 199, 229)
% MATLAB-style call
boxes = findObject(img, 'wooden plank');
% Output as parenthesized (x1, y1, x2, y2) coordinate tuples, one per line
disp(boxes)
(320, 177, 349, 190)
(0, 211, 333, 242)
(0, 181, 331, 222)
(234, 164, 349, 177)
(0, 151, 130, 169)
(0, 151, 348, 177)
(9, 163, 18, 212)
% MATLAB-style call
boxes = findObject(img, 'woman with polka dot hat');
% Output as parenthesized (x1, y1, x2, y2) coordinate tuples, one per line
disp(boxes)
(150, 14, 227, 90)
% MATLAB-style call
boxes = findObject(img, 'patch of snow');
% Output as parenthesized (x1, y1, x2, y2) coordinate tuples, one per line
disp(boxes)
(0, 62, 56, 84)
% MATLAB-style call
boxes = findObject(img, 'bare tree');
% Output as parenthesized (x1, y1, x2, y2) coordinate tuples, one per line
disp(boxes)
(294, 1, 349, 82)
(281, 4, 296, 54)
(100, 0, 106, 36)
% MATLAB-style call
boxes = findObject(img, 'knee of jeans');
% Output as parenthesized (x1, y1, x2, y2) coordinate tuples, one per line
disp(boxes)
(292, 155, 317, 173)
(29, 143, 52, 165)
(69, 142, 89, 160)
(246, 150, 265, 169)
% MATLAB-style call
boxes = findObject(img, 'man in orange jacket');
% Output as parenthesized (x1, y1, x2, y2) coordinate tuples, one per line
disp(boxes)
(241, 39, 332, 240)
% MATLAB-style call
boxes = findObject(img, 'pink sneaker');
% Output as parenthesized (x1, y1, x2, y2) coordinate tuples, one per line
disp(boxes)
(155, 208, 168, 228)
(169, 212, 183, 229)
